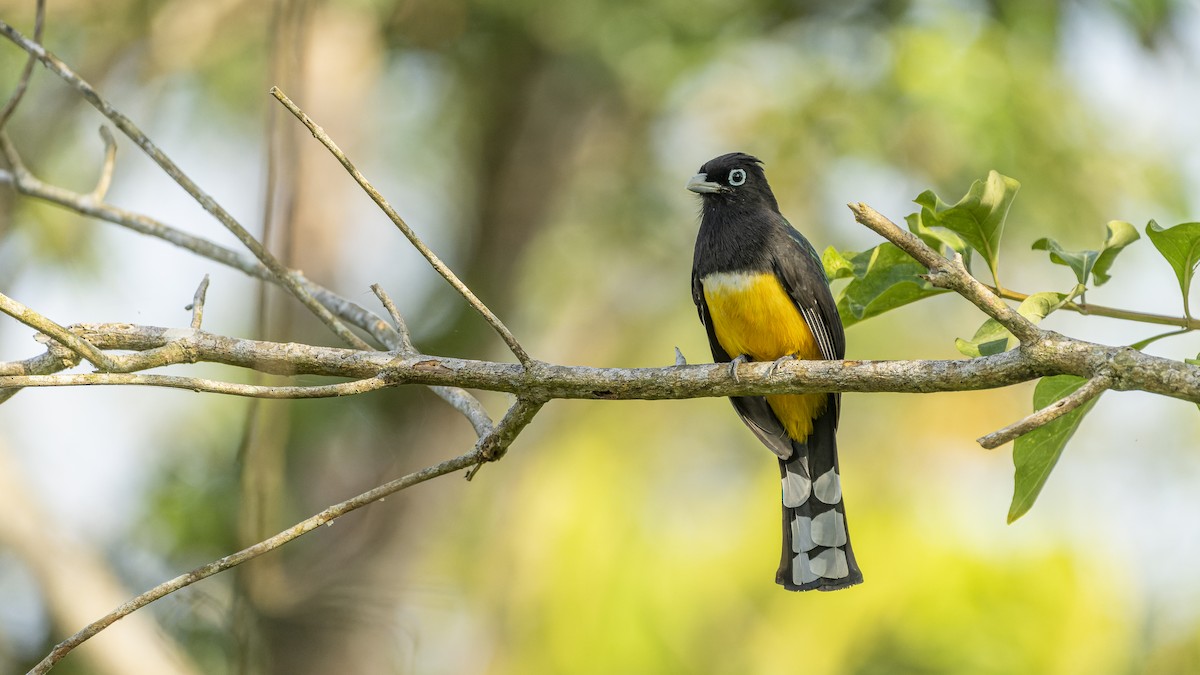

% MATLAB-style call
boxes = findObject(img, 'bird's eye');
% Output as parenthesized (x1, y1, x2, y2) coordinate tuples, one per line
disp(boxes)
(728, 168, 746, 186)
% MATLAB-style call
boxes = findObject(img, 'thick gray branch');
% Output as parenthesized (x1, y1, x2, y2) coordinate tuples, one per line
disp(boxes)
(1, 323, 1195, 404)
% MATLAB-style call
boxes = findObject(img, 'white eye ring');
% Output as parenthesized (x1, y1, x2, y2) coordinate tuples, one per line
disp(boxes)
(728, 168, 746, 186)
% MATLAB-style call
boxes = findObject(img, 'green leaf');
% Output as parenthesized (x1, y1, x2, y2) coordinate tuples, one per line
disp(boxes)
(1093, 221, 1141, 285)
(1031, 220, 1140, 287)
(1016, 290, 1075, 323)
(1146, 219, 1200, 318)
(822, 246, 857, 281)
(904, 212, 972, 269)
(831, 243, 948, 327)
(1128, 329, 1191, 351)
(914, 170, 1020, 286)
(954, 318, 1010, 358)
(1008, 375, 1103, 523)
(1030, 239, 1097, 287)
(954, 292, 1070, 357)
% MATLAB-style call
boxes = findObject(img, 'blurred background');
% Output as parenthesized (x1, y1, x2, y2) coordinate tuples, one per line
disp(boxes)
(2, 0, 1200, 673)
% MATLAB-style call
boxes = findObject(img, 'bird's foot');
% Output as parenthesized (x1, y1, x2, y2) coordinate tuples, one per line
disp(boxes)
(766, 353, 798, 377)
(729, 353, 750, 382)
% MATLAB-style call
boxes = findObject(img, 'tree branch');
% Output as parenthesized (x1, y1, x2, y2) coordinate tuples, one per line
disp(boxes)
(270, 86, 533, 366)
(0, 0, 43, 132)
(1, 322, 1195, 404)
(976, 373, 1113, 449)
(27, 448, 484, 675)
(848, 202, 1043, 343)
(466, 396, 544, 479)
(369, 283, 495, 436)
(0, 20, 372, 350)
(0, 292, 117, 371)
(370, 283, 416, 355)
(186, 274, 210, 330)
(0, 342, 78, 405)
(90, 125, 117, 202)
(0, 136, 400, 349)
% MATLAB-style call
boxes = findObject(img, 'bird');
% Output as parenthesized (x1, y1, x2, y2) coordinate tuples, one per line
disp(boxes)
(687, 152, 862, 591)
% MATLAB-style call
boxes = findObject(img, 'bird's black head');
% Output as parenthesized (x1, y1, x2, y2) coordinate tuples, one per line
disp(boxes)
(686, 152, 778, 211)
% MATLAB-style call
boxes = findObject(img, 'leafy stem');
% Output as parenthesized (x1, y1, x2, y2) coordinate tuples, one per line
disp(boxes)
(991, 286, 1200, 331)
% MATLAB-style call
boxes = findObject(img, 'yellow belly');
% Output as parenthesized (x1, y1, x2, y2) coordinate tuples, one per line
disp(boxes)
(703, 271, 827, 441)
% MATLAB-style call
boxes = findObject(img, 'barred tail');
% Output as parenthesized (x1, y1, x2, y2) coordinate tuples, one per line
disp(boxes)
(776, 409, 862, 591)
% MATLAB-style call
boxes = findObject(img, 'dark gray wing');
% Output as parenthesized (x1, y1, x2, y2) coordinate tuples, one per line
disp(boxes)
(771, 219, 846, 425)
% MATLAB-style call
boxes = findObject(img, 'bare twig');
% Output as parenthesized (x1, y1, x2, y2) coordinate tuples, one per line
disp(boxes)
(371, 284, 494, 435)
(0, 372, 388, 399)
(0, 137, 399, 348)
(0, 21, 372, 350)
(89, 125, 116, 202)
(28, 448, 484, 675)
(977, 373, 1113, 449)
(0, 344, 77, 377)
(270, 86, 534, 366)
(0, 291, 116, 371)
(0, 0, 44, 132)
(465, 396, 545, 479)
(429, 386, 494, 438)
(187, 275, 210, 330)
(370, 283, 414, 354)
(0, 342, 79, 405)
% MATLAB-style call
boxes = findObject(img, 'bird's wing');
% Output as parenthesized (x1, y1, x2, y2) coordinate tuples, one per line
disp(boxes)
(692, 269, 795, 460)
(772, 218, 846, 425)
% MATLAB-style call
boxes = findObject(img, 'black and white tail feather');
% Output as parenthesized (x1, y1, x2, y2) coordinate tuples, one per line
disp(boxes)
(777, 406, 861, 591)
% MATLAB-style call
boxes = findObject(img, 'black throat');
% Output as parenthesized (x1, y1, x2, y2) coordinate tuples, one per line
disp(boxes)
(693, 197, 781, 279)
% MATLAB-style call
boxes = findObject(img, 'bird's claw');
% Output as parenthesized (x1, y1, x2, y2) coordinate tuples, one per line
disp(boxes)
(729, 354, 750, 382)
(767, 353, 797, 378)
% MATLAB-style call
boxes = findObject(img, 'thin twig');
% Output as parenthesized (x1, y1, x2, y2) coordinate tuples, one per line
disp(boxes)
(465, 396, 545, 480)
(270, 86, 533, 366)
(0, 372, 389, 399)
(0, 0, 44, 132)
(429, 386, 494, 438)
(991, 286, 1200, 331)
(27, 448, 483, 675)
(0, 343, 79, 405)
(0, 291, 116, 371)
(0, 21, 372, 350)
(977, 373, 1113, 449)
(187, 274, 210, 330)
(369, 284, 495, 434)
(0, 139, 399, 348)
(370, 283, 415, 354)
(89, 125, 116, 202)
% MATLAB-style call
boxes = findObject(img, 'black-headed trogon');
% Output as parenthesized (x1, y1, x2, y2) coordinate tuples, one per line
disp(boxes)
(688, 152, 862, 592)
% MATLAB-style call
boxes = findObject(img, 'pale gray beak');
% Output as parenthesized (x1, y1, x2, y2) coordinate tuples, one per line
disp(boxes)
(686, 173, 723, 194)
